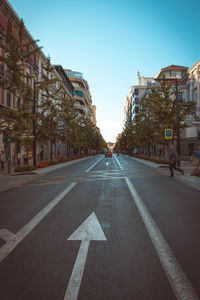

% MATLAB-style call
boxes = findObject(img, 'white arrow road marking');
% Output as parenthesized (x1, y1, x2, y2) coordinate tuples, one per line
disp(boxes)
(125, 177, 199, 300)
(64, 212, 107, 300)
(0, 182, 76, 263)
(0, 229, 17, 242)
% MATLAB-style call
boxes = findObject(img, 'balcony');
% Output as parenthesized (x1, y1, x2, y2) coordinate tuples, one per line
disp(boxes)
(25, 56, 34, 68)
(33, 64, 39, 73)
(0, 25, 6, 39)
(74, 102, 86, 114)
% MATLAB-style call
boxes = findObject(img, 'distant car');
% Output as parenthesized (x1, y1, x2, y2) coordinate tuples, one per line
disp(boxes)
(105, 151, 112, 158)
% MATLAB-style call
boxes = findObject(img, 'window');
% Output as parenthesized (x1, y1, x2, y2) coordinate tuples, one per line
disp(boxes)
(17, 98, 21, 108)
(7, 92, 11, 107)
(135, 107, 139, 113)
(135, 98, 139, 104)
(178, 92, 184, 102)
(134, 88, 139, 95)
(33, 54, 36, 65)
(25, 72, 31, 86)
(171, 71, 182, 78)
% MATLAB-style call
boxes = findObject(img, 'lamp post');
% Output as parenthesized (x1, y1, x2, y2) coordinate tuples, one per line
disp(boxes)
(155, 77, 181, 167)
(33, 81, 42, 166)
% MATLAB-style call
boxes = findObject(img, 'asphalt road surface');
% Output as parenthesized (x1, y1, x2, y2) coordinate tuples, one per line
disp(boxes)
(0, 154, 200, 300)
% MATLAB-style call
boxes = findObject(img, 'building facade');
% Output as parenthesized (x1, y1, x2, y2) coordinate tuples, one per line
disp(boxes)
(65, 70, 94, 123)
(0, 0, 75, 167)
(0, 0, 40, 165)
(132, 72, 155, 121)
(181, 60, 200, 155)
(123, 92, 132, 129)
(156, 65, 188, 102)
(91, 105, 97, 126)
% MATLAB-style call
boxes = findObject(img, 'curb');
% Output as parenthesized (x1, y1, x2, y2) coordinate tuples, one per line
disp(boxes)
(0, 155, 99, 193)
(7, 156, 97, 176)
(33, 156, 95, 175)
(129, 156, 164, 168)
(123, 155, 200, 192)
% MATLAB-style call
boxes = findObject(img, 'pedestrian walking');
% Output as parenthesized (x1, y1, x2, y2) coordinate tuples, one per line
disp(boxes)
(0, 150, 6, 172)
(168, 146, 184, 177)
(194, 145, 200, 169)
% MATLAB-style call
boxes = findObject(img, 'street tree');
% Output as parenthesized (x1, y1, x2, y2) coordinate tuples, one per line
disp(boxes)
(36, 59, 63, 163)
(0, 19, 40, 162)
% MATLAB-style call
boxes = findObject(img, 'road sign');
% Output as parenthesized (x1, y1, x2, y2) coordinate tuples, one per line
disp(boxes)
(165, 129, 173, 140)
(65, 212, 107, 300)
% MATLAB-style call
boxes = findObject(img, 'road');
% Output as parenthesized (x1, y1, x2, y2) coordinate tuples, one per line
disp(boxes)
(0, 154, 200, 300)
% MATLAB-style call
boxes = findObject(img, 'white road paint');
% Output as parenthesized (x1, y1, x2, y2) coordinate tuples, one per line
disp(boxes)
(114, 155, 124, 170)
(64, 212, 107, 300)
(125, 177, 199, 300)
(85, 156, 104, 173)
(0, 182, 76, 263)
(0, 229, 16, 242)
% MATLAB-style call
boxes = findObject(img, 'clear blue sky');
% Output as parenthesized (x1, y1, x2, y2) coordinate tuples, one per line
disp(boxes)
(9, 0, 200, 142)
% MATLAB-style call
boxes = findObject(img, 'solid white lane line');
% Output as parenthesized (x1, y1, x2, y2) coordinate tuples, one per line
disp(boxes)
(114, 155, 124, 170)
(85, 156, 104, 173)
(125, 177, 199, 300)
(0, 182, 77, 263)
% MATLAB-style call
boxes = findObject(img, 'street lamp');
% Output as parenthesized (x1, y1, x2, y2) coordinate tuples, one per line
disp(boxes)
(155, 77, 181, 167)
(33, 80, 42, 166)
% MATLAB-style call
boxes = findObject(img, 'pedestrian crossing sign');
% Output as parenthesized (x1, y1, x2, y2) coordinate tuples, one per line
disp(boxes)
(165, 129, 173, 140)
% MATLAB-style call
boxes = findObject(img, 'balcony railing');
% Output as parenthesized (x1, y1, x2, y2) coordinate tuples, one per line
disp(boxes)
(0, 25, 6, 38)
(25, 56, 34, 68)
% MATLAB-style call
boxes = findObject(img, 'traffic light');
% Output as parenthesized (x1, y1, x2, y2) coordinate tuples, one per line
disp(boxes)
(2, 130, 11, 143)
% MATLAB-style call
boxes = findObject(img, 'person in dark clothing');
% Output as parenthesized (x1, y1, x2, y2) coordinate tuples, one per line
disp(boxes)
(169, 146, 184, 177)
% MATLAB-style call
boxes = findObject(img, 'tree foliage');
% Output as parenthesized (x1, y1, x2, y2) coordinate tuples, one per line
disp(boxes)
(0, 19, 40, 147)
(118, 81, 195, 156)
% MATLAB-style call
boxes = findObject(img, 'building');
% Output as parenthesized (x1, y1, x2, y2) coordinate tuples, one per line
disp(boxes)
(91, 105, 97, 126)
(123, 93, 132, 128)
(156, 64, 200, 157)
(38, 65, 74, 161)
(107, 142, 115, 150)
(131, 72, 155, 120)
(181, 60, 200, 155)
(0, 0, 40, 165)
(156, 65, 188, 102)
(65, 70, 94, 123)
(0, 0, 75, 167)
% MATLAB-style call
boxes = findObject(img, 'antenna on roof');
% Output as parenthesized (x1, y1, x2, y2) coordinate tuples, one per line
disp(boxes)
(137, 71, 141, 78)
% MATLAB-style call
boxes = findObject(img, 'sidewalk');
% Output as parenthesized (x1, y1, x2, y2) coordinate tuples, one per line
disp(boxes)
(0, 156, 92, 193)
(130, 156, 200, 192)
